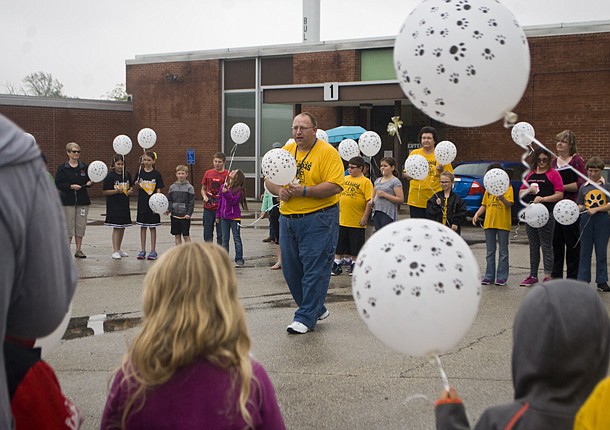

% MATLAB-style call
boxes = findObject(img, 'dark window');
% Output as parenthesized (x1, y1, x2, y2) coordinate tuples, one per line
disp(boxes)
(225, 59, 255, 90)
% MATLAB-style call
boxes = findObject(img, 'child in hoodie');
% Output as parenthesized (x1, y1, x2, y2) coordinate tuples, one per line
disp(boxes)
(434, 279, 610, 430)
(167, 165, 195, 246)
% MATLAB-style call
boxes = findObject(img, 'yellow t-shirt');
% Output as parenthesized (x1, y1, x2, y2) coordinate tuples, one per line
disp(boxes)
(481, 187, 514, 231)
(339, 175, 374, 228)
(407, 148, 454, 208)
(574, 377, 610, 430)
(280, 140, 345, 215)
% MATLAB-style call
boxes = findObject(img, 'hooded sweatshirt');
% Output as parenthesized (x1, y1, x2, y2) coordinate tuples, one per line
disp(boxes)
(435, 279, 610, 430)
(0, 114, 77, 429)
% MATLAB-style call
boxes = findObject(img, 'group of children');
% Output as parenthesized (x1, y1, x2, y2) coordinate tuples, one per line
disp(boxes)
(103, 151, 248, 266)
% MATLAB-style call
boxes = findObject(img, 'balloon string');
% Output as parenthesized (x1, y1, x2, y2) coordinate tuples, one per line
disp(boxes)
(434, 354, 450, 392)
(241, 202, 280, 228)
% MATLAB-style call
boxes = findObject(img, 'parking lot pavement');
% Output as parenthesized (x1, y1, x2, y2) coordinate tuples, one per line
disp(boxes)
(46, 200, 609, 429)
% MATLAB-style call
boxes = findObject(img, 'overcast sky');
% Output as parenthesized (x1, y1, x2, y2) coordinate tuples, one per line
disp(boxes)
(2, 0, 608, 100)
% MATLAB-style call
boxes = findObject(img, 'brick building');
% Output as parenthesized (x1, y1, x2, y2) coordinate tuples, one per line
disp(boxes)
(1, 21, 608, 198)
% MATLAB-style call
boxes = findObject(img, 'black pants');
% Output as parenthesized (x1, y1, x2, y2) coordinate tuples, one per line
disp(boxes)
(552, 220, 580, 279)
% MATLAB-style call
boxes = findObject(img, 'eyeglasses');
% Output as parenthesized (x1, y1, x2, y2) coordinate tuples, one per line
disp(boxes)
(537, 157, 549, 162)
(70, 150, 81, 153)
(291, 126, 315, 132)
(347, 165, 361, 169)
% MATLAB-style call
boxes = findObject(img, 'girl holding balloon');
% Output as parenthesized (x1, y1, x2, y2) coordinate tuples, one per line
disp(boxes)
(103, 154, 133, 260)
(217, 169, 248, 267)
(134, 151, 164, 260)
(472, 164, 514, 286)
(369, 157, 404, 231)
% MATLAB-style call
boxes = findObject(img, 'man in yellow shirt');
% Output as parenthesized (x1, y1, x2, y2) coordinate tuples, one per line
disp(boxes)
(405, 126, 454, 219)
(265, 112, 345, 334)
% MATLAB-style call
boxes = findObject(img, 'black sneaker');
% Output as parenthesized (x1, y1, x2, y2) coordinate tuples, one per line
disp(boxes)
(348, 262, 355, 276)
(331, 262, 342, 276)
(597, 283, 610, 292)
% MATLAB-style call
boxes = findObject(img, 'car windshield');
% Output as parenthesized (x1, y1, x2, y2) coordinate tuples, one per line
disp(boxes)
(454, 163, 489, 176)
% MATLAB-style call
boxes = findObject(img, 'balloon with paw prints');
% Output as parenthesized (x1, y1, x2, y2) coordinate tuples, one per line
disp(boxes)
(230, 122, 250, 145)
(352, 219, 481, 357)
(519, 203, 549, 228)
(137, 128, 157, 149)
(434, 140, 457, 165)
(358, 131, 382, 157)
(553, 199, 579, 226)
(404, 154, 429, 180)
(261, 148, 297, 186)
(483, 168, 510, 197)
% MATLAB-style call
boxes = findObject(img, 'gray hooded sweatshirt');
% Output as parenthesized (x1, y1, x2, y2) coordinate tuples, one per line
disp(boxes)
(0, 114, 77, 428)
(435, 279, 610, 430)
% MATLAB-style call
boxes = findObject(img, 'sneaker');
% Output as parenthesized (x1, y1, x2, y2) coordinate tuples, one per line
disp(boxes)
(119, 250, 129, 257)
(519, 276, 539, 287)
(318, 309, 330, 321)
(481, 279, 493, 286)
(542, 276, 552, 282)
(331, 262, 342, 276)
(347, 262, 355, 276)
(495, 279, 507, 286)
(597, 283, 610, 292)
(287, 321, 309, 334)
(262, 237, 273, 243)
(137, 250, 146, 260)
(147, 251, 158, 260)
(111, 252, 122, 260)
(74, 250, 86, 258)
(235, 260, 245, 268)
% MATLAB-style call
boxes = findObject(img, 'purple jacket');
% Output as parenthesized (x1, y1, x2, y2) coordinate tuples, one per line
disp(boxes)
(217, 185, 242, 220)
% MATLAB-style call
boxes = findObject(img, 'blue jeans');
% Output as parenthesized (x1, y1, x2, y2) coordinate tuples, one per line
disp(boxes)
(484, 228, 510, 281)
(578, 213, 610, 284)
(220, 219, 243, 263)
(280, 205, 339, 329)
(203, 208, 222, 244)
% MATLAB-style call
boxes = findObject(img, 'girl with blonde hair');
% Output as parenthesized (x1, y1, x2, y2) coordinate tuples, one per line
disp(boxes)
(101, 242, 285, 429)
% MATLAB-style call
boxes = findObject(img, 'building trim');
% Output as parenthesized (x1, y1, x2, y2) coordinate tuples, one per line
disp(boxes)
(0, 95, 133, 111)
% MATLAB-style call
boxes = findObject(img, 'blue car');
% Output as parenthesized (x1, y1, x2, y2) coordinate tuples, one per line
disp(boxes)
(452, 161, 526, 220)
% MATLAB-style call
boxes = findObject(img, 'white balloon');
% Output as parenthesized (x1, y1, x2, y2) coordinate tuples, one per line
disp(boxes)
(434, 140, 457, 165)
(394, 0, 530, 127)
(553, 199, 580, 226)
(405, 154, 429, 180)
(137, 128, 157, 149)
(483, 168, 510, 197)
(359, 131, 382, 157)
(88, 160, 108, 183)
(113, 134, 133, 155)
(316, 129, 329, 142)
(511, 122, 535, 148)
(285, 138, 295, 145)
(261, 149, 297, 186)
(338, 139, 360, 161)
(352, 218, 481, 356)
(264, 181, 278, 198)
(34, 304, 72, 359)
(519, 203, 549, 228)
(149, 193, 169, 214)
(230, 122, 250, 145)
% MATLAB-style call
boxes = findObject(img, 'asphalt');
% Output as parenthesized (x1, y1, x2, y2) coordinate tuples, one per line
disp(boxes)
(45, 199, 610, 430)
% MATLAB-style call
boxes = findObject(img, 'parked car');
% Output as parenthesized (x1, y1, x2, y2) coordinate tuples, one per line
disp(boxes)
(452, 161, 526, 220)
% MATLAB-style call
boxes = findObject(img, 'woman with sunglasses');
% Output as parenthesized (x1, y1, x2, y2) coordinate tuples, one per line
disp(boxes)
(518, 147, 564, 286)
(55, 142, 93, 258)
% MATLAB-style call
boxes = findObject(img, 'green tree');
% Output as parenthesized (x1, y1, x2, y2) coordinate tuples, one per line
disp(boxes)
(22, 71, 64, 97)
(103, 83, 129, 101)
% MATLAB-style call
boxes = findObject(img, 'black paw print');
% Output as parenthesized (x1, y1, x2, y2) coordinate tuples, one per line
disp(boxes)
(423, 87, 431, 95)
(387, 270, 397, 280)
(355, 290, 361, 299)
(430, 6, 439, 12)
(430, 246, 442, 257)
(456, 251, 465, 259)
(436, 64, 446, 74)
(456, 18, 469, 30)
(381, 242, 394, 253)
(395, 254, 406, 263)
(364, 280, 371, 289)
(450, 43, 467, 61)
(521, 35, 527, 45)
(362, 308, 370, 319)
(455, 263, 464, 273)
(482, 48, 495, 60)
(495, 35, 506, 45)
(488, 19, 498, 27)
(455, 0, 472, 11)
(414, 76, 422, 84)
(411, 286, 421, 297)
(440, 12, 449, 20)
(472, 29, 483, 39)
(441, 235, 454, 247)
(364, 266, 372, 274)
(357, 259, 365, 267)
(408, 261, 426, 277)
(449, 73, 460, 84)
(433, 48, 443, 57)
(413, 244, 422, 252)
(368, 297, 377, 307)
(393, 284, 405, 296)
(408, 90, 416, 100)
(435, 111, 446, 118)
(436, 262, 447, 272)
(419, 19, 426, 26)
(403, 235, 413, 243)
(466, 65, 477, 76)
(435, 98, 445, 106)
(422, 224, 431, 230)
(513, 19, 520, 28)
(400, 70, 410, 83)
(454, 279, 463, 290)
(424, 233, 433, 240)
(420, 100, 428, 107)
(440, 28, 450, 37)
(479, 6, 489, 13)
(412, 31, 419, 39)
(426, 27, 435, 36)
(477, 285, 482, 296)
(434, 282, 446, 293)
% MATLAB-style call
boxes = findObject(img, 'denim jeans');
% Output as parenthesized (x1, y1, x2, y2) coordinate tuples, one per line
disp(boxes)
(203, 208, 222, 245)
(280, 205, 339, 329)
(484, 228, 510, 281)
(578, 213, 610, 284)
(220, 219, 243, 264)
